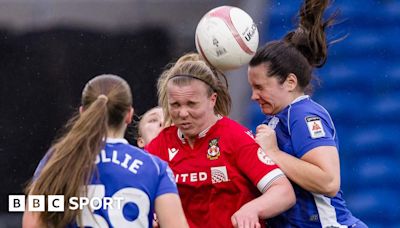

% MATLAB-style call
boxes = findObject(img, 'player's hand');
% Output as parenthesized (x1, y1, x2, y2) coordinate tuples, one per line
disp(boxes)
(231, 206, 261, 228)
(255, 124, 279, 158)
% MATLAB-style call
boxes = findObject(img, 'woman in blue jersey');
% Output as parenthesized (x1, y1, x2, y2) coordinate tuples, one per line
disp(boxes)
(248, 0, 367, 227)
(23, 75, 188, 228)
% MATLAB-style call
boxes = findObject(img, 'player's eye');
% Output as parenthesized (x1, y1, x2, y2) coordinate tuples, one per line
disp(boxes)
(148, 118, 158, 123)
(188, 101, 197, 107)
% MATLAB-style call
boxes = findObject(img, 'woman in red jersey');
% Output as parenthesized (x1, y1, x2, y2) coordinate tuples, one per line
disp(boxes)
(146, 57, 295, 228)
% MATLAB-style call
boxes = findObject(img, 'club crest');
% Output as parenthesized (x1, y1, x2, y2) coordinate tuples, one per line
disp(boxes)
(207, 138, 220, 160)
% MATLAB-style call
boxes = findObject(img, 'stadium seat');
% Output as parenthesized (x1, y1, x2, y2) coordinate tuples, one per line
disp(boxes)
(346, 125, 400, 158)
(345, 156, 400, 188)
(345, 188, 400, 224)
(312, 91, 366, 123)
(370, 92, 400, 122)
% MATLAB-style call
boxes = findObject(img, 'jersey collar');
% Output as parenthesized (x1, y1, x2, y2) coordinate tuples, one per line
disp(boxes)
(291, 95, 309, 104)
(263, 95, 310, 125)
(106, 138, 128, 144)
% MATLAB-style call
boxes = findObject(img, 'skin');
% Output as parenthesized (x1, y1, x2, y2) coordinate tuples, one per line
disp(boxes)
(137, 107, 164, 148)
(167, 79, 218, 147)
(248, 63, 340, 197)
(166, 78, 295, 227)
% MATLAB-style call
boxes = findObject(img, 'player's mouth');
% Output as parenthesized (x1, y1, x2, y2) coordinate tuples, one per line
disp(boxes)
(178, 122, 192, 130)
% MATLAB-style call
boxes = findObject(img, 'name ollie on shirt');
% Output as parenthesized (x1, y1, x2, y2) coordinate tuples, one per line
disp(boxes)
(95, 149, 143, 174)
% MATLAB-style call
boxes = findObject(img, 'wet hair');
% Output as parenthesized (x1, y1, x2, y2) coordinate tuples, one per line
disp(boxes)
(250, 0, 336, 93)
(158, 53, 230, 126)
(25, 74, 132, 227)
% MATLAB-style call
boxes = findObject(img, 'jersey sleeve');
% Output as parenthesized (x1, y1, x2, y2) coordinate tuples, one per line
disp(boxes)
(232, 127, 285, 193)
(153, 157, 179, 197)
(290, 106, 337, 158)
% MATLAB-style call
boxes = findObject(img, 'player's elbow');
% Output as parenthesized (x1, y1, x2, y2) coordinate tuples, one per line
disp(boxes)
(322, 179, 340, 197)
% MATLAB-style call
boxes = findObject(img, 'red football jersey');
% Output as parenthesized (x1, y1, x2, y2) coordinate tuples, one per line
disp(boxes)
(146, 117, 284, 228)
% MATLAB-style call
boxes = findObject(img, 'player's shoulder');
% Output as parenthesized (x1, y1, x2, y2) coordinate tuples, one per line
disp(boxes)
(125, 143, 168, 173)
(116, 142, 155, 161)
(289, 97, 331, 121)
(147, 125, 179, 149)
(156, 125, 178, 139)
(218, 117, 254, 138)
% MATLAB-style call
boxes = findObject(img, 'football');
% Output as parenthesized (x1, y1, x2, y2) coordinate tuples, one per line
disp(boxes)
(195, 6, 259, 71)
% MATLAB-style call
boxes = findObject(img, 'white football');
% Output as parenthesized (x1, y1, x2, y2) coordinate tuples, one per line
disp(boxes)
(195, 6, 259, 71)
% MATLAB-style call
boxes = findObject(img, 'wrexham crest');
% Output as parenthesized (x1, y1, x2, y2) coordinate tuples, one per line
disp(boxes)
(207, 138, 220, 160)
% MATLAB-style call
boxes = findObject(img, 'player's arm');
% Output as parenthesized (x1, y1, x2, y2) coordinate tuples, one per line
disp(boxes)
(231, 126, 295, 227)
(256, 124, 340, 197)
(231, 175, 295, 227)
(155, 193, 189, 228)
(22, 211, 45, 228)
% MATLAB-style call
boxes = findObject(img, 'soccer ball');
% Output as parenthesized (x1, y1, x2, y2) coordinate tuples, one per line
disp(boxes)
(195, 6, 259, 71)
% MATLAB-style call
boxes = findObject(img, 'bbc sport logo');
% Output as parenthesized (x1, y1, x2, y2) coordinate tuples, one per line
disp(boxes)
(8, 195, 124, 212)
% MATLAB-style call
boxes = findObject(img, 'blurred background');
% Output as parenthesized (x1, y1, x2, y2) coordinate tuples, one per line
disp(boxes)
(0, 0, 399, 227)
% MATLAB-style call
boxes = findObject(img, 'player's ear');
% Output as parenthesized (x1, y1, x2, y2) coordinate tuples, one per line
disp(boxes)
(137, 137, 145, 148)
(210, 92, 217, 106)
(284, 73, 298, 91)
(79, 106, 84, 114)
(125, 107, 134, 124)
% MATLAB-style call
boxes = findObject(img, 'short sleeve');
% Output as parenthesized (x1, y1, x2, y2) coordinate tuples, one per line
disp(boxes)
(233, 127, 284, 193)
(290, 108, 337, 158)
(155, 158, 179, 197)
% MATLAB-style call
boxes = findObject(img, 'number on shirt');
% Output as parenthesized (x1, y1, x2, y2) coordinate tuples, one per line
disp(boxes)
(79, 184, 150, 228)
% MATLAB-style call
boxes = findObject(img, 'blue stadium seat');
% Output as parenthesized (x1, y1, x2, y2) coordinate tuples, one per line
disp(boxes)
(346, 125, 400, 157)
(345, 188, 400, 225)
(370, 92, 400, 122)
(344, 156, 400, 188)
(312, 91, 366, 123)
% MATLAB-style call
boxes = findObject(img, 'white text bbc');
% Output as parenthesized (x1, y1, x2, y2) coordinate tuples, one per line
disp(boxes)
(8, 195, 123, 212)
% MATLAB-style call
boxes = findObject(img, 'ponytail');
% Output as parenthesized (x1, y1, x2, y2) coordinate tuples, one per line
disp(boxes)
(26, 74, 132, 227)
(284, 0, 335, 68)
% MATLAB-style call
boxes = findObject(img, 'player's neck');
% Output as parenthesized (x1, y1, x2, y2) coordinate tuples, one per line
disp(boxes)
(107, 125, 127, 139)
(289, 91, 305, 104)
(186, 114, 219, 148)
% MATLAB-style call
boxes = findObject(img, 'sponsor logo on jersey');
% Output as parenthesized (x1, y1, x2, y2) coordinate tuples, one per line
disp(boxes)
(174, 166, 230, 184)
(211, 166, 229, 184)
(175, 172, 208, 183)
(305, 116, 326, 139)
(168, 148, 179, 161)
(207, 138, 220, 160)
(257, 148, 275, 165)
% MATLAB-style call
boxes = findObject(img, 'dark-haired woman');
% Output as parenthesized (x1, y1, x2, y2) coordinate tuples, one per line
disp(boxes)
(248, 0, 367, 227)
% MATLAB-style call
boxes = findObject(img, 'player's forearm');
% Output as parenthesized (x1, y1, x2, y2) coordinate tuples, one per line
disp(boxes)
(244, 177, 295, 219)
(271, 150, 339, 196)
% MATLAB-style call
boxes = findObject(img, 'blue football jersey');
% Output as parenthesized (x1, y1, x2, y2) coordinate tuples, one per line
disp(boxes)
(34, 138, 177, 228)
(263, 95, 361, 228)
